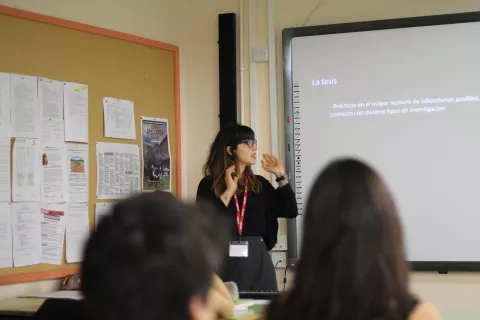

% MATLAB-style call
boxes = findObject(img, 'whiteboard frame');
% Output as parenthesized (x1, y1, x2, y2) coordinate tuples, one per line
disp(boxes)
(282, 10, 480, 272)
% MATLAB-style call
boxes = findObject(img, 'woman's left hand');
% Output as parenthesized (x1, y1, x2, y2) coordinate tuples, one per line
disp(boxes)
(261, 154, 285, 177)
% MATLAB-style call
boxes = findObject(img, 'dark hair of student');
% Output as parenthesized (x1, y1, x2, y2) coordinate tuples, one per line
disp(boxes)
(81, 191, 229, 320)
(268, 159, 411, 320)
(203, 123, 261, 197)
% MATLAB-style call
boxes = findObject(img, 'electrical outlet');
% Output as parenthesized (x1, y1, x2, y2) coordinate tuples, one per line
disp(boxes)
(252, 46, 269, 62)
(272, 234, 287, 251)
(271, 252, 286, 269)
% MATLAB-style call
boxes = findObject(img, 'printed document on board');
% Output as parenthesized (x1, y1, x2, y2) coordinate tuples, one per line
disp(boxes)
(39, 77, 63, 120)
(64, 82, 88, 143)
(96, 142, 140, 200)
(11, 202, 41, 267)
(141, 117, 171, 192)
(42, 118, 65, 143)
(41, 143, 68, 203)
(95, 203, 114, 229)
(66, 203, 89, 263)
(0, 73, 11, 137)
(40, 203, 66, 265)
(11, 74, 40, 138)
(0, 203, 12, 268)
(0, 138, 11, 202)
(66, 144, 89, 203)
(13, 138, 41, 202)
(103, 97, 136, 140)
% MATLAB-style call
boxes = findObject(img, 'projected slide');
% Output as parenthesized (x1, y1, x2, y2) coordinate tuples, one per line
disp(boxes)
(290, 20, 480, 263)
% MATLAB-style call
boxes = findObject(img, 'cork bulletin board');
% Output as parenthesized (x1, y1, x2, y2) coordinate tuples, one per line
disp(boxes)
(0, 5, 181, 285)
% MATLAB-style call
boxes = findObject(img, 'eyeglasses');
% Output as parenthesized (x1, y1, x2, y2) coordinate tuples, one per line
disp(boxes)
(240, 139, 257, 148)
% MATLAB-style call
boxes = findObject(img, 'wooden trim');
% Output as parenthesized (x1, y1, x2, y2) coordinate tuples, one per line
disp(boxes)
(0, 5, 179, 52)
(0, 5, 183, 283)
(0, 268, 79, 285)
(174, 49, 182, 199)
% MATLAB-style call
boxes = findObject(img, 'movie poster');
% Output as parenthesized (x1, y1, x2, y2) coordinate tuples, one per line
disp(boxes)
(141, 117, 171, 192)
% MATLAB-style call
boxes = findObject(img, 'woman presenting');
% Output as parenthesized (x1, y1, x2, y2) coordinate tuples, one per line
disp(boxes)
(196, 123, 298, 291)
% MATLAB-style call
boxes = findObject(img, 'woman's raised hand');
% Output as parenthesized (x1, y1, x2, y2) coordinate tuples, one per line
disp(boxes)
(225, 165, 238, 195)
(261, 154, 285, 177)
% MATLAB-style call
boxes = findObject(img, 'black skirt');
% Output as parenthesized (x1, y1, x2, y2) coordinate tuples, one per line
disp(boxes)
(219, 236, 278, 291)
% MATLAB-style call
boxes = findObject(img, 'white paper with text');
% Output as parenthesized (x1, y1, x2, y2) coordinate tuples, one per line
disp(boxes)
(0, 203, 12, 268)
(95, 203, 114, 228)
(41, 203, 66, 265)
(96, 142, 140, 199)
(13, 139, 40, 202)
(11, 202, 41, 267)
(42, 118, 65, 143)
(67, 144, 89, 203)
(39, 77, 63, 120)
(66, 203, 89, 263)
(41, 144, 67, 203)
(103, 97, 136, 140)
(64, 82, 88, 143)
(0, 73, 11, 137)
(11, 74, 40, 138)
(0, 138, 11, 202)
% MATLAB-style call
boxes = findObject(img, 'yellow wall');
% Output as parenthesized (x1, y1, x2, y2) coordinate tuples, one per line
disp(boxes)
(2, 0, 480, 317)
(0, 0, 240, 298)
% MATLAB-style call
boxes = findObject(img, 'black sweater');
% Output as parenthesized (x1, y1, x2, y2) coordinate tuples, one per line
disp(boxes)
(196, 175, 298, 250)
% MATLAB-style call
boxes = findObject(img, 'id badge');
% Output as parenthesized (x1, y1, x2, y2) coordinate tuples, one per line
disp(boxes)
(229, 241, 248, 258)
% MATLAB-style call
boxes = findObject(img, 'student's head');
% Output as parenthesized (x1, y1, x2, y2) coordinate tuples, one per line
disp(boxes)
(273, 159, 410, 320)
(203, 123, 260, 196)
(81, 191, 228, 320)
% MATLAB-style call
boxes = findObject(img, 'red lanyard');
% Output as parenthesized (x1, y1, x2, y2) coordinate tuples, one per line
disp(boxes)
(233, 181, 248, 236)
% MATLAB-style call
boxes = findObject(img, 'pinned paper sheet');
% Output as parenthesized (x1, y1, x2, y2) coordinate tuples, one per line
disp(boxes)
(141, 117, 171, 192)
(42, 118, 65, 143)
(12, 138, 41, 202)
(66, 203, 89, 263)
(40, 203, 66, 265)
(11, 202, 41, 267)
(0, 203, 12, 268)
(0, 138, 11, 202)
(39, 77, 63, 120)
(41, 144, 68, 203)
(0, 73, 11, 138)
(11, 74, 40, 138)
(95, 203, 114, 228)
(96, 142, 140, 200)
(64, 82, 88, 143)
(103, 97, 136, 140)
(67, 144, 89, 203)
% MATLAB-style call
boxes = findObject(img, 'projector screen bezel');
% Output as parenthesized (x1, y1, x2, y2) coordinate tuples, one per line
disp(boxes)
(283, 11, 480, 272)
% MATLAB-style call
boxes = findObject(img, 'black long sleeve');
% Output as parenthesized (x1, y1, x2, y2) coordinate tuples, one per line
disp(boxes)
(195, 175, 298, 250)
(196, 176, 227, 212)
(258, 176, 298, 218)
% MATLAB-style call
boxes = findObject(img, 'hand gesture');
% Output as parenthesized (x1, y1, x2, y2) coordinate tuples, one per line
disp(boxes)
(225, 165, 238, 194)
(261, 154, 285, 177)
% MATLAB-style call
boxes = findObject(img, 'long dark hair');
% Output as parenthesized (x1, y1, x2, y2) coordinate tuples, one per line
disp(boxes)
(269, 159, 410, 320)
(203, 123, 261, 197)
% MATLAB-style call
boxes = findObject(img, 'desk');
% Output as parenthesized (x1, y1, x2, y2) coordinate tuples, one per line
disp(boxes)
(0, 297, 45, 317)
(0, 297, 263, 320)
